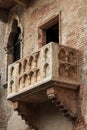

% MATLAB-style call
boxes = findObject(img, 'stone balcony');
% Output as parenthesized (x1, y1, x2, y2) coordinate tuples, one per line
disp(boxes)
(7, 42, 80, 127)
(7, 42, 79, 100)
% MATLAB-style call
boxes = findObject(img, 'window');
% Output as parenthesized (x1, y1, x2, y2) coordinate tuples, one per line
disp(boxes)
(3, 19, 22, 85)
(13, 27, 21, 62)
(46, 23, 59, 43)
(7, 19, 21, 63)
(38, 14, 60, 47)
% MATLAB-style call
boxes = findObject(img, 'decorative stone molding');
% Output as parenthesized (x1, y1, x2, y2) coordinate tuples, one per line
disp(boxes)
(7, 42, 79, 99)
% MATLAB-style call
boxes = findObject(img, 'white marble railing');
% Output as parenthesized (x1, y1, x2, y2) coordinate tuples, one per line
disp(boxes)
(7, 42, 79, 98)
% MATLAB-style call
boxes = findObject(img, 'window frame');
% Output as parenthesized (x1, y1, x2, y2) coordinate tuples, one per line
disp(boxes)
(38, 12, 61, 48)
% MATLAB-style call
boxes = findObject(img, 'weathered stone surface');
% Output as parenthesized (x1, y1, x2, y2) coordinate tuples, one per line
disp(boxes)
(7, 42, 79, 99)
(0, 0, 87, 130)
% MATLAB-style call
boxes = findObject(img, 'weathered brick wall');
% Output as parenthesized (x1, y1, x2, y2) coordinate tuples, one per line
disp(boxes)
(0, 0, 87, 130)
(0, 20, 7, 130)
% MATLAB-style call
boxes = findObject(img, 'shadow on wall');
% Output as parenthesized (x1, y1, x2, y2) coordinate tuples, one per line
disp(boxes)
(7, 111, 28, 130)
(39, 102, 73, 130)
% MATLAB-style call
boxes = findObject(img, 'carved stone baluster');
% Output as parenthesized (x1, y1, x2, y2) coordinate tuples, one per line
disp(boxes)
(29, 61, 31, 70)
(29, 71, 34, 85)
(34, 71, 37, 83)
(43, 64, 46, 78)
(23, 60, 25, 73)
(35, 53, 40, 68)
(33, 55, 37, 69)
(66, 51, 68, 62)
(31, 71, 36, 84)
(20, 76, 24, 89)
(42, 48, 46, 62)
(29, 56, 33, 70)
(36, 69, 40, 82)
(8, 81, 11, 94)
(28, 74, 31, 86)
(10, 80, 15, 93)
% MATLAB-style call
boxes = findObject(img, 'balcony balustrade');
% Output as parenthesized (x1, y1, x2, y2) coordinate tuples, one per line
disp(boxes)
(7, 42, 79, 100)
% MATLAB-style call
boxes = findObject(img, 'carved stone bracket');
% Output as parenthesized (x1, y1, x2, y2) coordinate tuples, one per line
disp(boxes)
(47, 87, 78, 120)
(13, 101, 39, 130)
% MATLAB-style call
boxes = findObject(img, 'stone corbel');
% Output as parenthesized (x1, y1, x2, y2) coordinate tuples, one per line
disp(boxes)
(47, 87, 78, 120)
(13, 101, 39, 130)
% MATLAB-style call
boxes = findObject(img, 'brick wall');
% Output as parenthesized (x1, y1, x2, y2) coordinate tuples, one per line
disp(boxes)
(0, 0, 87, 130)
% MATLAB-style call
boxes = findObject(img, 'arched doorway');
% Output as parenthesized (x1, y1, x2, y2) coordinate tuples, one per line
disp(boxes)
(7, 19, 21, 63)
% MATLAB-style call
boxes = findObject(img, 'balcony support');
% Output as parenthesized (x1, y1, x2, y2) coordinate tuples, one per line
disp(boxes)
(13, 101, 39, 130)
(47, 87, 78, 120)
(12, 85, 79, 128)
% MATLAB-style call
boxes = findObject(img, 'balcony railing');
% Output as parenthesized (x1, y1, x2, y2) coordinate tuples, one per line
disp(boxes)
(7, 42, 79, 99)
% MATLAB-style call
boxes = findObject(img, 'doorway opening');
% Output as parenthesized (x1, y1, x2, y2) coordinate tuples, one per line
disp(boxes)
(38, 14, 60, 47)
(13, 26, 21, 62)
(46, 23, 59, 43)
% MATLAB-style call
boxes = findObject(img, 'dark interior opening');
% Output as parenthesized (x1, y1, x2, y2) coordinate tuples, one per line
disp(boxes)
(13, 27, 21, 62)
(46, 23, 59, 43)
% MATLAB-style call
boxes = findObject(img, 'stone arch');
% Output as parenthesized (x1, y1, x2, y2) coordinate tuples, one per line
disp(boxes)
(59, 63, 66, 77)
(5, 14, 24, 65)
(4, 15, 24, 82)
(7, 19, 21, 62)
(59, 48, 66, 61)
